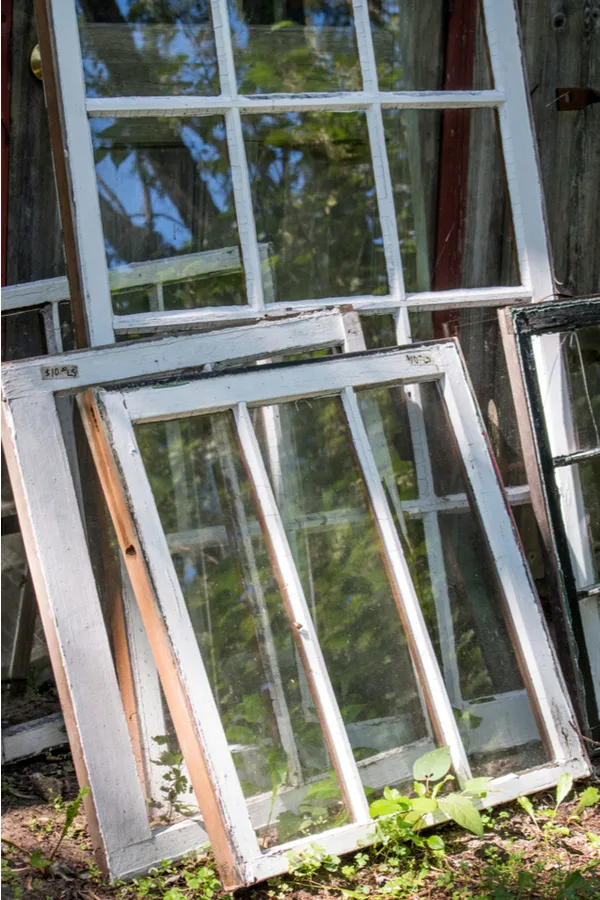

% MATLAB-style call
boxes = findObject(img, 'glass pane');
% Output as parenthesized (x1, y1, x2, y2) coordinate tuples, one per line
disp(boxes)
(372, 0, 492, 91)
(229, 0, 361, 93)
(91, 117, 246, 314)
(561, 325, 600, 454)
(254, 397, 434, 798)
(559, 458, 600, 589)
(357, 381, 548, 777)
(243, 112, 389, 302)
(361, 310, 527, 488)
(77, 1, 219, 97)
(136, 412, 348, 846)
(383, 108, 519, 292)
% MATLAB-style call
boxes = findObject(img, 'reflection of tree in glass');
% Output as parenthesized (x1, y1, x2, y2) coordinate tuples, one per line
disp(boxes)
(229, 0, 361, 94)
(135, 412, 346, 845)
(77, 0, 219, 97)
(244, 112, 389, 302)
(90, 115, 245, 312)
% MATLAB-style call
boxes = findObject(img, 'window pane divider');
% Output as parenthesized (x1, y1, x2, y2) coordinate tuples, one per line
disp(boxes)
(85, 91, 505, 118)
(234, 401, 371, 824)
(209, 0, 264, 310)
(340, 385, 471, 784)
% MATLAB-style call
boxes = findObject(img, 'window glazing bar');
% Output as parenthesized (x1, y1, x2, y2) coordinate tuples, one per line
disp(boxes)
(234, 401, 371, 824)
(85, 91, 505, 118)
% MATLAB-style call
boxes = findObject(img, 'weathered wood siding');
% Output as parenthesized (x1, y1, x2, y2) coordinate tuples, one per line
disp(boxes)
(518, 0, 600, 296)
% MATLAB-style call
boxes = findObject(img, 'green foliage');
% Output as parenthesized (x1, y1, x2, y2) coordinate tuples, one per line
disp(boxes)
(555, 772, 574, 810)
(125, 856, 223, 900)
(575, 786, 599, 816)
(369, 745, 489, 854)
(151, 734, 198, 824)
(517, 794, 538, 828)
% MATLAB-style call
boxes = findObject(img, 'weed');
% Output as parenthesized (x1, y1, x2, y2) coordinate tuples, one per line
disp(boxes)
(150, 735, 198, 824)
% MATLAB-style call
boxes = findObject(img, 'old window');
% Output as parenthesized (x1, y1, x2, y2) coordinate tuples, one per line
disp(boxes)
(2, 329, 589, 885)
(36, 0, 551, 345)
(501, 299, 600, 738)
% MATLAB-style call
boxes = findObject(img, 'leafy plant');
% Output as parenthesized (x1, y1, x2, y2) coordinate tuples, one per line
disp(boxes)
(151, 735, 198, 824)
(125, 856, 224, 900)
(574, 786, 599, 817)
(369, 745, 491, 858)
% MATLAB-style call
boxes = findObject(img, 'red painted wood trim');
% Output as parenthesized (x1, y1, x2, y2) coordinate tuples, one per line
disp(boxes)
(432, 0, 478, 338)
(1, 0, 12, 288)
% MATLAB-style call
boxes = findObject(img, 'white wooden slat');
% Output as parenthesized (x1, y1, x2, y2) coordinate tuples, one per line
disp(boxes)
(481, 0, 554, 302)
(234, 402, 371, 824)
(2, 310, 347, 400)
(1, 394, 152, 868)
(208, 0, 264, 310)
(125, 351, 444, 423)
(341, 386, 471, 784)
(366, 104, 405, 304)
(2, 713, 67, 764)
(1, 276, 71, 310)
(437, 341, 587, 764)
(43, 0, 114, 345)
(224, 107, 265, 311)
(99, 390, 260, 881)
(86, 91, 505, 117)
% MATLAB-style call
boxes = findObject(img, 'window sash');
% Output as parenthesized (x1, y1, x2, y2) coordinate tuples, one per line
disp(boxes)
(88, 341, 587, 885)
(38, 0, 552, 345)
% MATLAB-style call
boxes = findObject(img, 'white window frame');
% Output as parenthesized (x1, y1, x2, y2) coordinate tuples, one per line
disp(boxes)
(2, 326, 589, 886)
(37, 0, 551, 346)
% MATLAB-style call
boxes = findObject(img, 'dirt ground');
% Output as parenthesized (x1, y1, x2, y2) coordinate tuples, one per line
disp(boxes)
(1, 748, 599, 900)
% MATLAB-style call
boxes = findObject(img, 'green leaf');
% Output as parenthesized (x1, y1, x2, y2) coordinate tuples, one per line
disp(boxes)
(517, 795, 537, 826)
(555, 772, 573, 809)
(586, 831, 600, 849)
(64, 786, 90, 833)
(413, 781, 426, 797)
(304, 778, 341, 801)
(413, 747, 452, 783)
(369, 798, 407, 818)
(576, 786, 599, 815)
(163, 890, 186, 900)
(438, 793, 484, 837)
(425, 834, 445, 852)
(463, 777, 492, 797)
(410, 797, 438, 815)
(30, 850, 52, 870)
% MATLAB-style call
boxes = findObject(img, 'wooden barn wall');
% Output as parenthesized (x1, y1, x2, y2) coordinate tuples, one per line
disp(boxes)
(517, 0, 599, 298)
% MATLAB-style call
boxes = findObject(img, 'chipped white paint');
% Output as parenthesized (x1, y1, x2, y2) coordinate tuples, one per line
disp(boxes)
(1, 310, 348, 399)
(86, 91, 505, 117)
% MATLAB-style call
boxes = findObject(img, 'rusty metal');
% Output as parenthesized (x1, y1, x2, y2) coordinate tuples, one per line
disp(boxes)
(556, 88, 600, 111)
